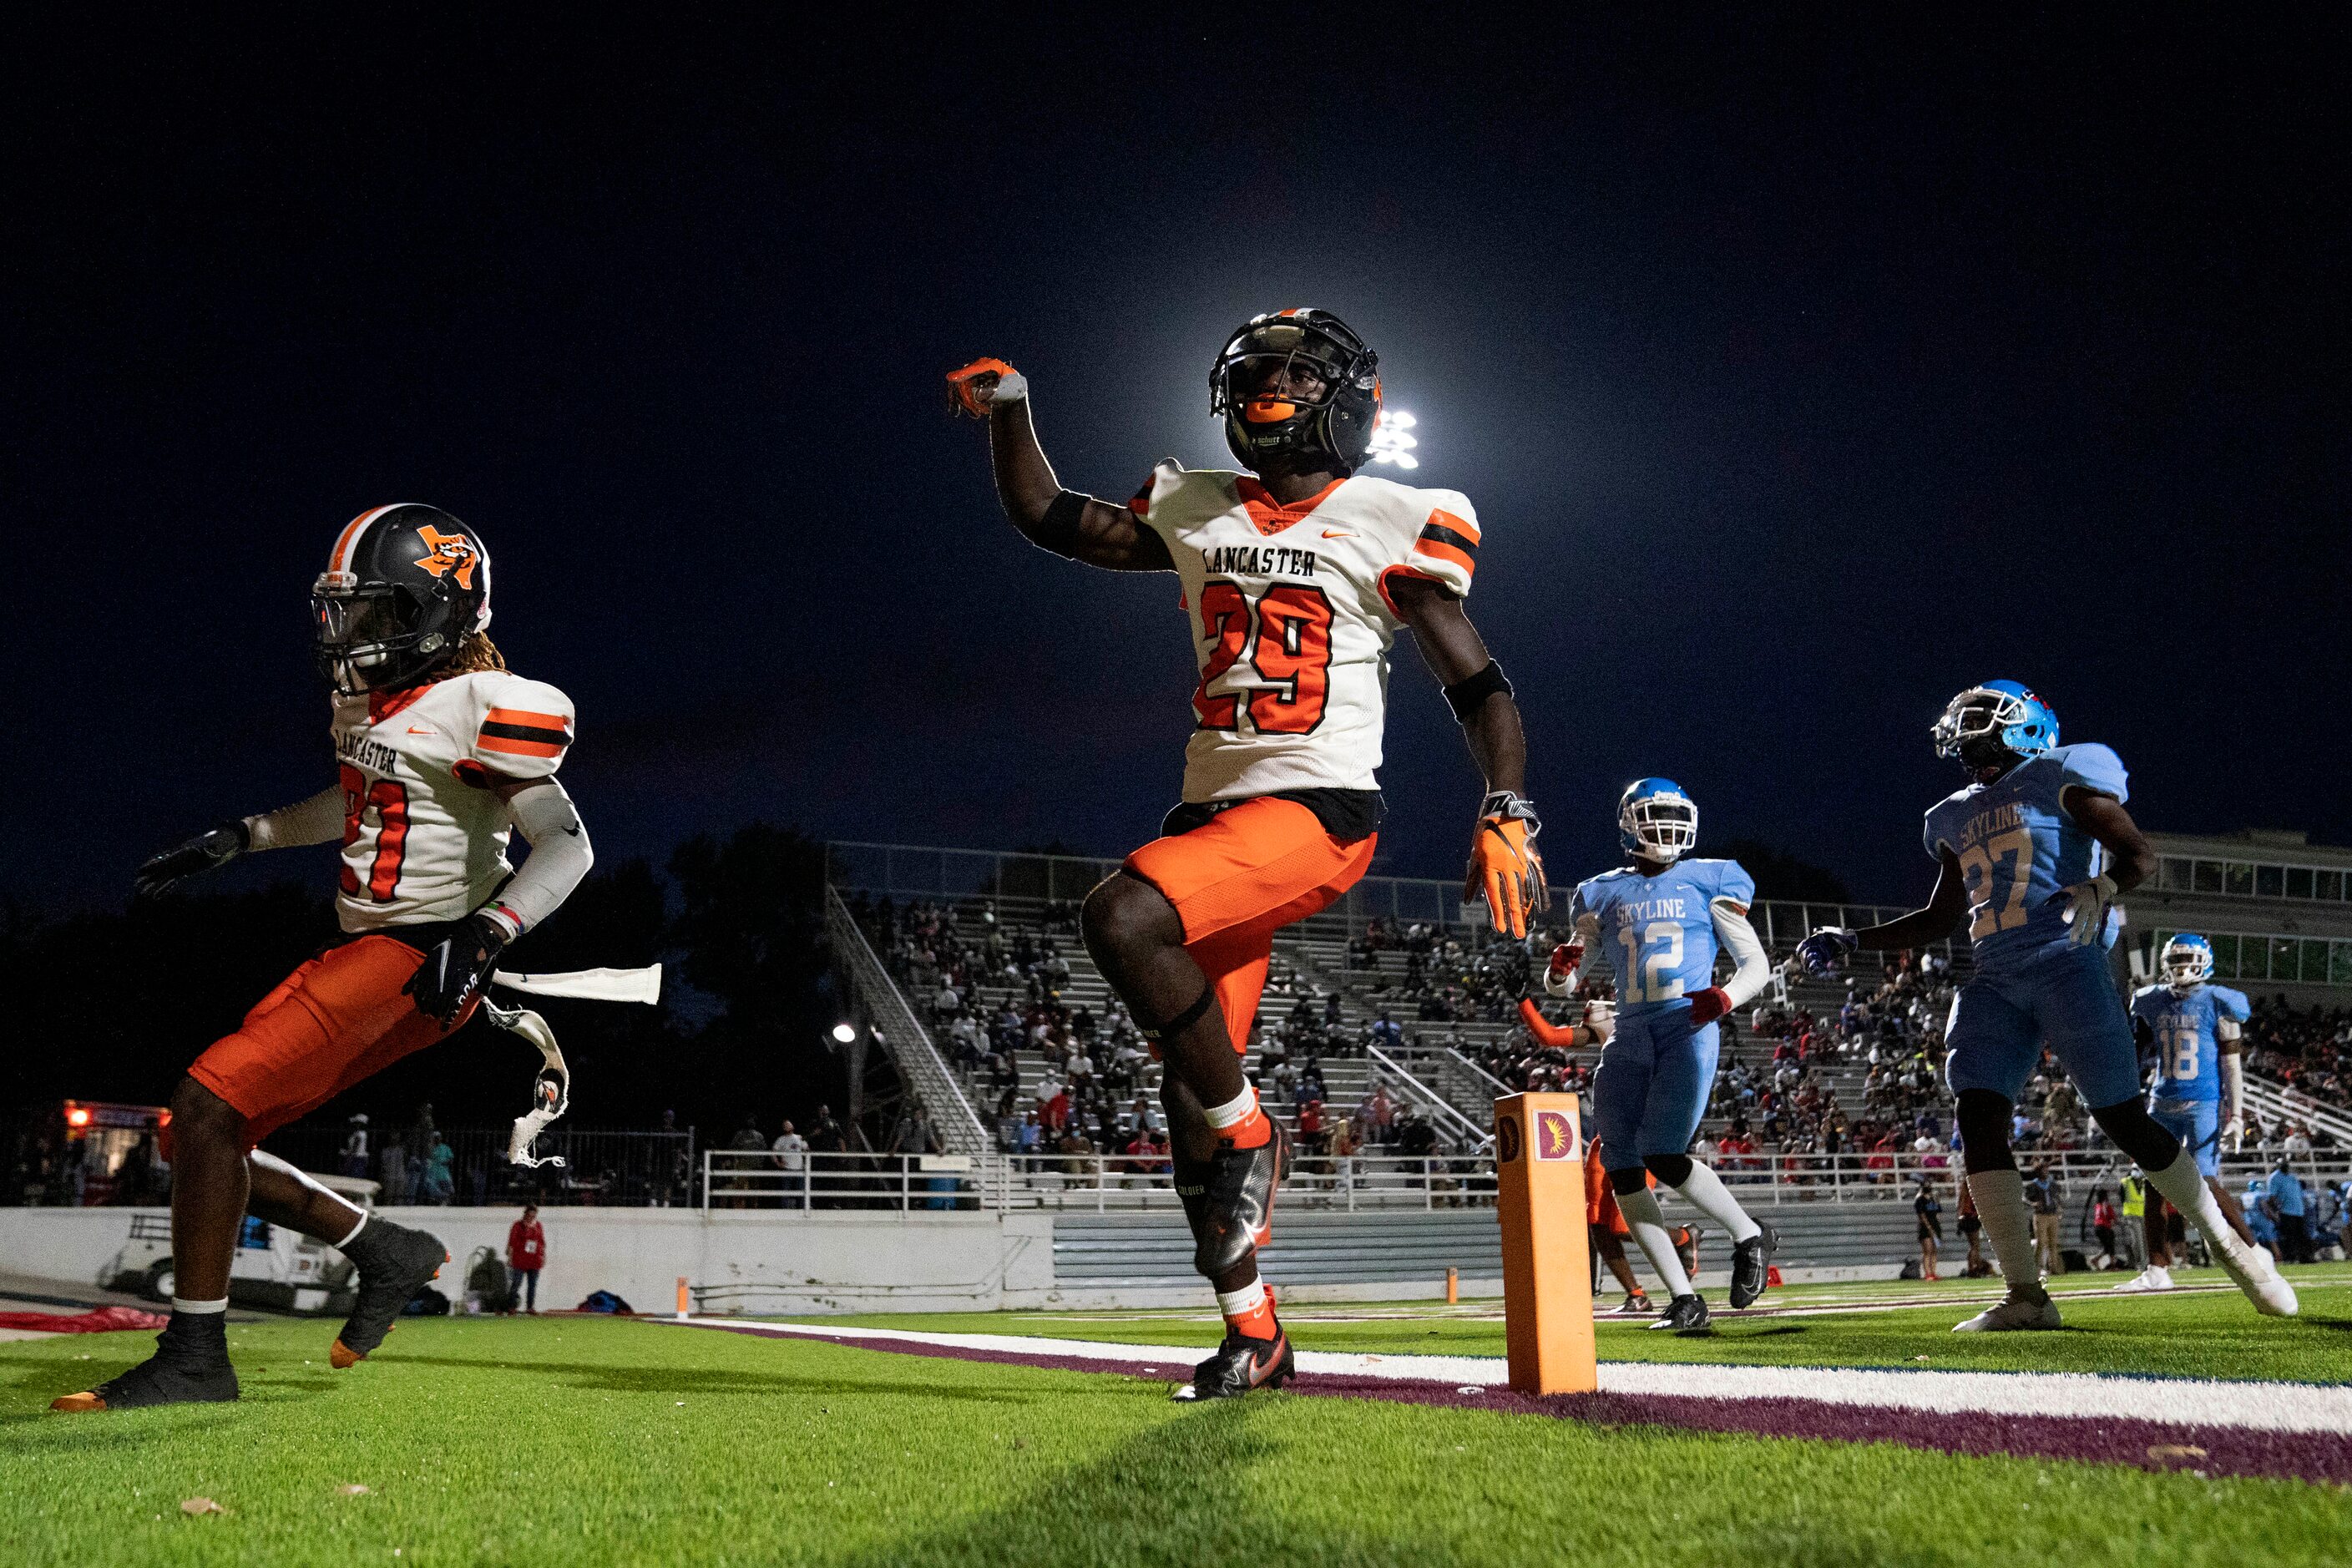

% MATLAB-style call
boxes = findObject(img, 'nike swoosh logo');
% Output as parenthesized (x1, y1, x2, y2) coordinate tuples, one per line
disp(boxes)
(1248, 1337, 1287, 1386)
(1321, 529, 1353, 539)
(407, 725, 439, 736)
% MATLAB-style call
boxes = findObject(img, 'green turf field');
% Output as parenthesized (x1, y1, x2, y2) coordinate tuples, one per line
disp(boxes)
(841, 1264, 2352, 1382)
(1, 1276, 2347, 1568)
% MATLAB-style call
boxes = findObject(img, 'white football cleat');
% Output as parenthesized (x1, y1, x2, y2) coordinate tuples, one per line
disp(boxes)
(1953, 1288, 2061, 1333)
(2112, 1265, 2174, 1293)
(2212, 1238, 2299, 1318)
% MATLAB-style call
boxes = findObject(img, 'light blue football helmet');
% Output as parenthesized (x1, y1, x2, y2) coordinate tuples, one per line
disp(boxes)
(1931, 678, 2060, 760)
(1618, 777, 1697, 863)
(2163, 933, 2214, 993)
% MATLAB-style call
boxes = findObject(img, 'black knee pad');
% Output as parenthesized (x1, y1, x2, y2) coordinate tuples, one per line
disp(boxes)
(2089, 1096, 2180, 1172)
(1607, 1166, 1650, 1196)
(1955, 1090, 2016, 1174)
(1642, 1152, 1694, 1188)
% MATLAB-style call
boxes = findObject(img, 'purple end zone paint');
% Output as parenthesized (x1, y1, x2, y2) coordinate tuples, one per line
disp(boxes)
(666, 1322, 2352, 1487)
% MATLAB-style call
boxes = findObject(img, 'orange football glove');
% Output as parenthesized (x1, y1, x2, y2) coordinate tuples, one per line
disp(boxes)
(1464, 793, 1548, 938)
(946, 357, 1019, 418)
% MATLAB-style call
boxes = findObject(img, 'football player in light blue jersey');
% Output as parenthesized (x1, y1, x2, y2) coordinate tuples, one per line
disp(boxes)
(1543, 779, 1777, 1333)
(1798, 682, 2295, 1328)
(2114, 934, 2259, 1292)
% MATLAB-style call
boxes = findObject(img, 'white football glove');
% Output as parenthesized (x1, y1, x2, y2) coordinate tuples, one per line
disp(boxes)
(2053, 873, 2120, 946)
(1581, 999, 1616, 1044)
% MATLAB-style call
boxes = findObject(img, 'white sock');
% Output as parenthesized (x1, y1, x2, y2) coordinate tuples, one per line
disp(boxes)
(1965, 1169, 2043, 1296)
(170, 1297, 229, 1315)
(1201, 1085, 1258, 1130)
(2143, 1150, 2254, 1264)
(1617, 1186, 1696, 1298)
(1214, 1280, 1267, 1318)
(1671, 1161, 1762, 1244)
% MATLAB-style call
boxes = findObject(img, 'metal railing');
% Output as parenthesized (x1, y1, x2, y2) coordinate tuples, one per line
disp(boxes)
(826, 885, 994, 1157)
(2242, 1069, 2352, 1147)
(1365, 1044, 1493, 1149)
(1386, 1043, 1512, 1125)
(701, 1146, 2352, 1215)
(826, 840, 1956, 955)
(252, 1126, 698, 1207)
(702, 1148, 985, 1211)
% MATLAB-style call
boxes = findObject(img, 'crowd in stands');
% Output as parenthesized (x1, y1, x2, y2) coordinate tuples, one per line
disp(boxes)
(857, 893, 2352, 1200)
(1345, 916, 1531, 1024)
(858, 895, 1484, 1168)
(2242, 998, 2352, 1109)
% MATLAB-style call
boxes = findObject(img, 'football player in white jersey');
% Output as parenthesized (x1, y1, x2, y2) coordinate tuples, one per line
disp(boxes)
(55, 505, 594, 1413)
(949, 310, 1545, 1399)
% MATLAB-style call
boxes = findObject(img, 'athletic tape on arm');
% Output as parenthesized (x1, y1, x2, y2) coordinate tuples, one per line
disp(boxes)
(494, 781, 593, 934)
(1710, 900, 1773, 1010)
(492, 966, 663, 1004)
(244, 784, 346, 851)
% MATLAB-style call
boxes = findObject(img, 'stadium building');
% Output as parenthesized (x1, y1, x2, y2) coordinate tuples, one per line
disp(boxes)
(2125, 830, 2352, 1004)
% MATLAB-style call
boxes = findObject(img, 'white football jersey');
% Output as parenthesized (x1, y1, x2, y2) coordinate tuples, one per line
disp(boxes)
(329, 670, 575, 932)
(1128, 463, 1479, 802)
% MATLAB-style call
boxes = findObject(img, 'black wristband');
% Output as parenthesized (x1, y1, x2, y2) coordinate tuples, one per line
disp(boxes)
(1034, 490, 1089, 556)
(1443, 660, 1513, 722)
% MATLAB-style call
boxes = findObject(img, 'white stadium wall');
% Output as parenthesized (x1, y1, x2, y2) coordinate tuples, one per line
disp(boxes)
(0, 1200, 1922, 1313)
(1, 1206, 1059, 1316)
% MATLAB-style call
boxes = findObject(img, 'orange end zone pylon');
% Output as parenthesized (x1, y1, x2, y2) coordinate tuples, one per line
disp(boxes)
(1494, 1091, 1597, 1394)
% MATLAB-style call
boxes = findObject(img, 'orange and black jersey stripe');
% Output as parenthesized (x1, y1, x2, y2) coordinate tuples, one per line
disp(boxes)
(478, 706, 572, 759)
(1414, 508, 1479, 576)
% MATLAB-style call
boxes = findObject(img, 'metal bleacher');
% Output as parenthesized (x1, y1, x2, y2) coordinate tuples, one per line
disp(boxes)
(1052, 1197, 1929, 1292)
(827, 843, 2349, 1227)
(827, 839, 1964, 1161)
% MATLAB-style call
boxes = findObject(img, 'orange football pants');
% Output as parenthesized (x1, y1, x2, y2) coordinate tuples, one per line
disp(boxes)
(1122, 797, 1375, 1055)
(185, 934, 473, 1149)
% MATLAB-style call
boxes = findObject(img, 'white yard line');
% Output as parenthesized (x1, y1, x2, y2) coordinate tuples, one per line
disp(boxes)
(683, 1317, 2352, 1435)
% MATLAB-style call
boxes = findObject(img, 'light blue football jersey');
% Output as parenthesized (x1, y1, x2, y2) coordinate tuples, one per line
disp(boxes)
(2131, 983, 2251, 1104)
(1572, 857, 1756, 1018)
(1921, 742, 2128, 976)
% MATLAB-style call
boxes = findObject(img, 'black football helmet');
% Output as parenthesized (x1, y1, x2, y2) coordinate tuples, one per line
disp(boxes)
(312, 503, 493, 695)
(1210, 308, 1382, 473)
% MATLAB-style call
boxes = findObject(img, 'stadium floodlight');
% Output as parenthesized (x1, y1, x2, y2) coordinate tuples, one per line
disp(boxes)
(831, 1022, 858, 1044)
(1367, 408, 1420, 470)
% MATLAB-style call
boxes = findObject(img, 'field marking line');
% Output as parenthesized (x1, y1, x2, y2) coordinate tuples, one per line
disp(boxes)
(673, 1318, 2352, 1435)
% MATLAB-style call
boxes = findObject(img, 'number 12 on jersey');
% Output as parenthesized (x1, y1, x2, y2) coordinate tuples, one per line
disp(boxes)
(1616, 921, 1686, 1004)
(1193, 581, 1335, 735)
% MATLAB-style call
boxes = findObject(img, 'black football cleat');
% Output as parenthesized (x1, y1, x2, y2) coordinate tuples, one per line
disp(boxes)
(331, 1219, 449, 1368)
(1728, 1222, 1778, 1309)
(1187, 1121, 1288, 1277)
(52, 1316, 239, 1412)
(1171, 1326, 1295, 1402)
(1647, 1293, 1712, 1333)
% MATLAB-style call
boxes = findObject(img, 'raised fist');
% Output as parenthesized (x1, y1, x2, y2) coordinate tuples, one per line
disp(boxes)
(946, 357, 1028, 417)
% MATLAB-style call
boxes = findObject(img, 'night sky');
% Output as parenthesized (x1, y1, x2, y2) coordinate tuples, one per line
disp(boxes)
(11, 12, 2347, 917)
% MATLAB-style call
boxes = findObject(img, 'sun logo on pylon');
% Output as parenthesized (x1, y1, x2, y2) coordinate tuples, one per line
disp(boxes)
(1533, 1109, 1579, 1161)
